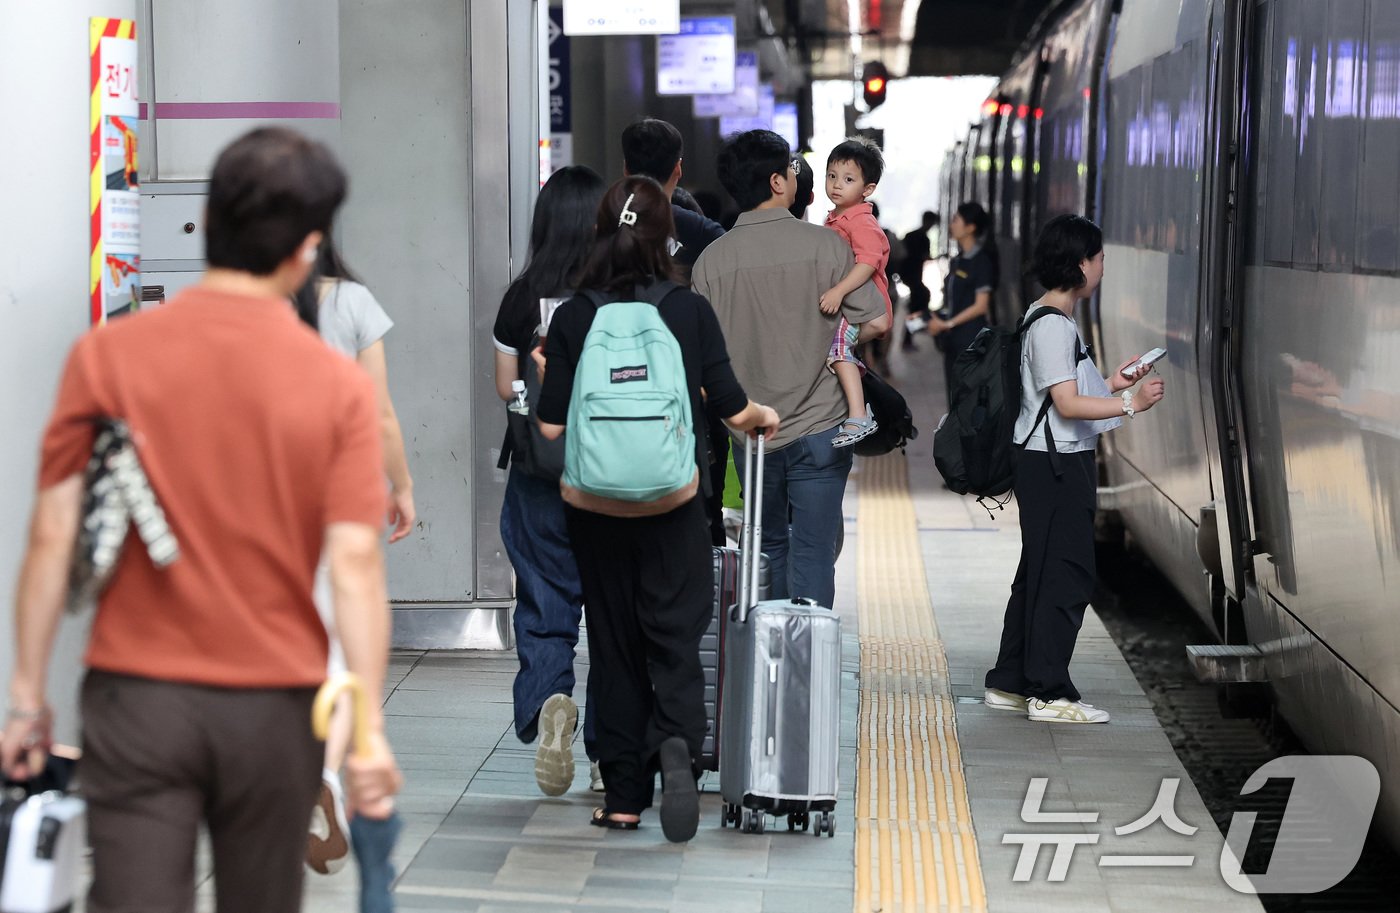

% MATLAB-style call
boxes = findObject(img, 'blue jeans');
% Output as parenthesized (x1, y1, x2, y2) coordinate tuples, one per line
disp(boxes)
(737, 427, 853, 609)
(500, 467, 594, 752)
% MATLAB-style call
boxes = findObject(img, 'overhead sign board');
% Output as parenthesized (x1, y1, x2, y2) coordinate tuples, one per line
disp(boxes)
(657, 17, 736, 96)
(773, 101, 800, 150)
(694, 51, 759, 118)
(720, 84, 776, 137)
(563, 0, 679, 36)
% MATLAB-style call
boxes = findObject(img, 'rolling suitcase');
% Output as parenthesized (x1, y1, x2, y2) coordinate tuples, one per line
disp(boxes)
(699, 542, 769, 772)
(718, 434, 842, 836)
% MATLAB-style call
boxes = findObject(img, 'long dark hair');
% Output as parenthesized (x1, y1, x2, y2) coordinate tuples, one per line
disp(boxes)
(511, 165, 607, 303)
(292, 225, 360, 330)
(575, 176, 680, 295)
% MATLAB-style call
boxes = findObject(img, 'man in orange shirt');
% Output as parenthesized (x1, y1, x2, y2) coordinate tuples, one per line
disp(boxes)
(1, 128, 401, 913)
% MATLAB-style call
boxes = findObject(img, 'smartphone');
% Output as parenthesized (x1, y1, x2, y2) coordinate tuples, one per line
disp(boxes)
(1123, 346, 1167, 377)
(905, 315, 929, 334)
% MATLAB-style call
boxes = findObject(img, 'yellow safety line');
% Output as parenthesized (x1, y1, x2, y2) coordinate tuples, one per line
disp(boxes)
(854, 453, 987, 913)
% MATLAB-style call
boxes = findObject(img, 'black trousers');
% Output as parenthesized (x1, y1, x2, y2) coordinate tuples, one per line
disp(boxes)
(565, 497, 712, 814)
(985, 449, 1097, 702)
(704, 413, 730, 547)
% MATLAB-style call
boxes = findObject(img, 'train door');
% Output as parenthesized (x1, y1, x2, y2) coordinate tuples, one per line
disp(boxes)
(1196, 0, 1256, 638)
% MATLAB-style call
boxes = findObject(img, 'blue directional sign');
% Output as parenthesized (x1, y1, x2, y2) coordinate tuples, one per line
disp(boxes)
(657, 17, 736, 96)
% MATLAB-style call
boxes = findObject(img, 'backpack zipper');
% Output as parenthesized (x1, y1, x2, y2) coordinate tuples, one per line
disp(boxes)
(588, 415, 667, 422)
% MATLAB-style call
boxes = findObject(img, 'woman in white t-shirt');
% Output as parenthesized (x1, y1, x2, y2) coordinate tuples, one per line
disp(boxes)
(983, 215, 1164, 725)
(294, 234, 416, 874)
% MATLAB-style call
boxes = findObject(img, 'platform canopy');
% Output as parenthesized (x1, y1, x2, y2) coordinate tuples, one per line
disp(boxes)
(750, 0, 1057, 79)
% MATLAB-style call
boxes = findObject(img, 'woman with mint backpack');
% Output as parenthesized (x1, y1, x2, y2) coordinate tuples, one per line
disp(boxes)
(534, 176, 778, 842)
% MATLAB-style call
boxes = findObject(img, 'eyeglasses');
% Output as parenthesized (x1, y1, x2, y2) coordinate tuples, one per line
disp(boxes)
(790, 157, 803, 175)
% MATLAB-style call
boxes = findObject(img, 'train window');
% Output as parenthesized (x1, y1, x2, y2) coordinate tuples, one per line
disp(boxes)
(1358, 0, 1400, 273)
(1290, 0, 1328, 268)
(1263, 0, 1299, 266)
(1104, 70, 1133, 244)
(1318, 0, 1365, 271)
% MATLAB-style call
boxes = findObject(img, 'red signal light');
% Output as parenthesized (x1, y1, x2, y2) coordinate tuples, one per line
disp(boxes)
(866, 76, 885, 94)
(982, 99, 999, 117)
(1034, 107, 1044, 119)
(1018, 104, 1030, 117)
(999, 103, 1013, 116)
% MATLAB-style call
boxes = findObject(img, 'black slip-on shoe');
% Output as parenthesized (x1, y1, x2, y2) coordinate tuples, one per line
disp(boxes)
(658, 736, 699, 843)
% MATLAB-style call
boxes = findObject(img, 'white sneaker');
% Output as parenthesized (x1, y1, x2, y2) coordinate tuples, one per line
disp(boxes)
(307, 769, 351, 875)
(1026, 698, 1110, 724)
(589, 760, 605, 793)
(983, 688, 1029, 712)
(535, 694, 578, 796)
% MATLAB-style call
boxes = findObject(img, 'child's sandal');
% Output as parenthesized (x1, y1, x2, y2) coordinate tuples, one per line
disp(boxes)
(832, 415, 878, 447)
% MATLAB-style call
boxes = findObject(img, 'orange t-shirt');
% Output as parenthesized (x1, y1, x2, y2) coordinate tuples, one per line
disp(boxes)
(39, 287, 385, 688)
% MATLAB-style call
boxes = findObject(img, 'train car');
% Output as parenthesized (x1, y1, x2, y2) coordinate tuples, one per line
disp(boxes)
(948, 0, 1400, 846)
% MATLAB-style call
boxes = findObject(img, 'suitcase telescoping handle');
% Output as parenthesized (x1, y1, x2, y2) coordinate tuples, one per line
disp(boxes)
(736, 432, 766, 624)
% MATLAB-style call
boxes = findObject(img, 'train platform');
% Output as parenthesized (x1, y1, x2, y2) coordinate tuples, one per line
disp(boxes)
(281, 347, 1265, 913)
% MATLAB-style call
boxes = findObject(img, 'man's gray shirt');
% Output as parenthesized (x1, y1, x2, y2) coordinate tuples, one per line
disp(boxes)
(692, 208, 886, 451)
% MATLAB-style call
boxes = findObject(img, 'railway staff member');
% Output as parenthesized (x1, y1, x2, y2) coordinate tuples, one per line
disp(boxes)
(930, 202, 997, 406)
(1, 127, 401, 913)
(983, 214, 1165, 724)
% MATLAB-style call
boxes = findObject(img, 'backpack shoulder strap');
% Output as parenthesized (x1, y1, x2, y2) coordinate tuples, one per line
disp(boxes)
(640, 280, 681, 307)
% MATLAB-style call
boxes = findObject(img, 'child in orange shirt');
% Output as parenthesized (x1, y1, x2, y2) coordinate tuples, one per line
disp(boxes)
(820, 138, 892, 447)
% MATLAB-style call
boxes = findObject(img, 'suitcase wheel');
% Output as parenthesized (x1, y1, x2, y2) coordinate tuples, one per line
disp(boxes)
(721, 802, 742, 829)
(740, 806, 766, 834)
(813, 811, 836, 838)
(787, 812, 809, 832)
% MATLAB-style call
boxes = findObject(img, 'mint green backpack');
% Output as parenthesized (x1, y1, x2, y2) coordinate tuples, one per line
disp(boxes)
(562, 283, 698, 515)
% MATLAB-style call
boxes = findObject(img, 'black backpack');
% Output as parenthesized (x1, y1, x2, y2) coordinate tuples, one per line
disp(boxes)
(499, 329, 566, 481)
(932, 307, 1081, 499)
(853, 367, 919, 457)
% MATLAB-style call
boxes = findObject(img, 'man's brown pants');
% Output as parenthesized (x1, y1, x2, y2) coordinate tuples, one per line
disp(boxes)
(80, 671, 322, 913)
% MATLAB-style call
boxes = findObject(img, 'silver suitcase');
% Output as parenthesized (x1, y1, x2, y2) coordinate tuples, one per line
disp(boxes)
(718, 434, 841, 837)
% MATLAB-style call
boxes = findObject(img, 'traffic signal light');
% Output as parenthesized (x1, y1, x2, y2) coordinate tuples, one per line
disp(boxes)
(863, 61, 889, 110)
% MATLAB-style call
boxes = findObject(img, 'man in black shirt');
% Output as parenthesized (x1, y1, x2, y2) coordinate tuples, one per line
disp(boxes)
(622, 118, 731, 544)
(621, 118, 726, 269)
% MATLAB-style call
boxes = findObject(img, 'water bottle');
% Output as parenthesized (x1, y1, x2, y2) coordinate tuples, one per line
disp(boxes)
(508, 379, 529, 415)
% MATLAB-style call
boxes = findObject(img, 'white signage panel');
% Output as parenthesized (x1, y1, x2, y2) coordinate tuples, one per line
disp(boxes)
(564, 0, 679, 36)
(694, 51, 759, 118)
(773, 102, 800, 149)
(720, 84, 776, 137)
(657, 17, 736, 96)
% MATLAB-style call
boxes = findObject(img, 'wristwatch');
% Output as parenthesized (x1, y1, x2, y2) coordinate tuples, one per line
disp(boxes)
(1121, 389, 1136, 419)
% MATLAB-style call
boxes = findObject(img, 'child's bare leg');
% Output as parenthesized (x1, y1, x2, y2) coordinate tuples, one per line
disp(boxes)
(834, 360, 866, 419)
(324, 693, 353, 774)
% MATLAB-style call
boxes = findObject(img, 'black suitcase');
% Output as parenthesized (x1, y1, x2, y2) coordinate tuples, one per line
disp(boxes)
(699, 544, 769, 772)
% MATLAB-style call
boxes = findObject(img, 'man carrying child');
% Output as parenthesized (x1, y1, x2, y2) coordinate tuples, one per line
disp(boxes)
(693, 130, 889, 609)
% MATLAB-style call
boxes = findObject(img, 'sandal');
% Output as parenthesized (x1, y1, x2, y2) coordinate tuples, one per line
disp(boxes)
(832, 409, 879, 448)
(590, 807, 640, 830)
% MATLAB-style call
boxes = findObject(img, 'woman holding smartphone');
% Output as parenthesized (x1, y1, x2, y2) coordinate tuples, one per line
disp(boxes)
(982, 214, 1165, 724)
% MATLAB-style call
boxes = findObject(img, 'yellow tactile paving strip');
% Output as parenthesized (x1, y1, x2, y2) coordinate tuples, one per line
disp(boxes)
(855, 453, 987, 913)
